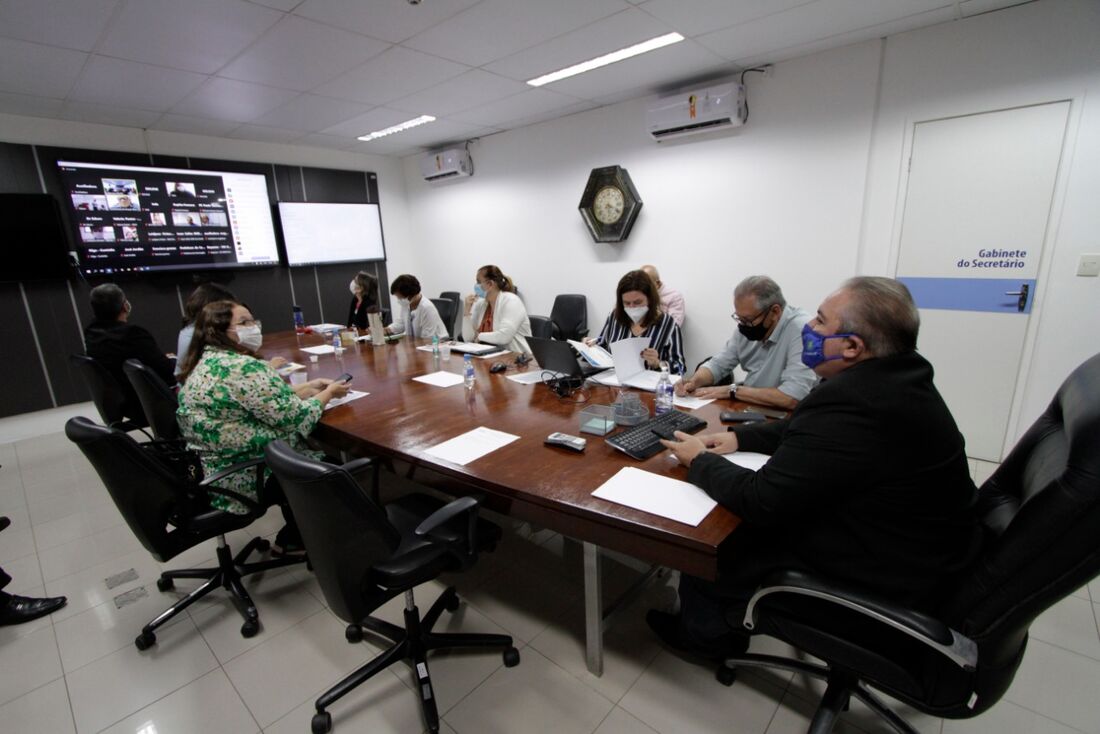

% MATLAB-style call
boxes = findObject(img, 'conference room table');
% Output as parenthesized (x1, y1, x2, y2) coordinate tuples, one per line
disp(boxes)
(265, 330, 745, 676)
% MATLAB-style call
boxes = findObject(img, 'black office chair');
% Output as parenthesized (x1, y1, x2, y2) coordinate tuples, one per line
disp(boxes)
(65, 417, 303, 650)
(550, 294, 588, 340)
(123, 358, 180, 441)
(439, 291, 461, 336)
(429, 297, 457, 339)
(529, 314, 554, 340)
(70, 354, 149, 433)
(264, 440, 519, 734)
(715, 352, 1100, 733)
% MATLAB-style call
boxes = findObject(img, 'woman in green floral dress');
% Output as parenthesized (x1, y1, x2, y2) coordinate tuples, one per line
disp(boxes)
(177, 300, 349, 553)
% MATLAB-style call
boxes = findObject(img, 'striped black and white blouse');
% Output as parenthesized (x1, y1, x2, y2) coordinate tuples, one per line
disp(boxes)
(593, 312, 685, 375)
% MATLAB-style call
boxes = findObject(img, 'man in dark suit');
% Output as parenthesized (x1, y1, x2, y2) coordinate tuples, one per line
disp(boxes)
(651, 276, 982, 660)
(83, 283, 177, 419)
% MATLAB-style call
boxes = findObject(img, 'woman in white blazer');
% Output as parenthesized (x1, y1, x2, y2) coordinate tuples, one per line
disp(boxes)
(462, 264, 532, 355)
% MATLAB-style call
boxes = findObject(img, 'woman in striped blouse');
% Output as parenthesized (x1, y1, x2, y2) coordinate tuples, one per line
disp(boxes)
(586, 269, 685, 374)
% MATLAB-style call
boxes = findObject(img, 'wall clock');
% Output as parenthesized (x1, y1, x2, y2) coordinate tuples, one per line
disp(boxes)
(578, 165, 642, 243)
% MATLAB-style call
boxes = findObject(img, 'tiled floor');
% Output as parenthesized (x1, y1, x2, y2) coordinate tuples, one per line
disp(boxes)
(1, 404, 1098, 734)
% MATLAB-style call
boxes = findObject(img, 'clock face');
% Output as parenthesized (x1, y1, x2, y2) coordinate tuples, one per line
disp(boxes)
(593, 186, 625, 224)
(578, 166, 642, 243)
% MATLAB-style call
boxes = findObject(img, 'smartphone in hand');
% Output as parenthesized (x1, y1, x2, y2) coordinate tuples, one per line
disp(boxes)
(336, 373, 353, 384)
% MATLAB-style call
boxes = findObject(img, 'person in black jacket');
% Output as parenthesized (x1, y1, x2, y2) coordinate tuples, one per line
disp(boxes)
(83, 283, 177, 420)
(651, 276, 982, 661)
(0, 515, 67, 625)
(346, 271, 380, 330)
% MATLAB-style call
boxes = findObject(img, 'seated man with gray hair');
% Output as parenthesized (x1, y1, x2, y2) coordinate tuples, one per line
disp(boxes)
(676, 275, 816, 410)
(652, 276, 981, 662)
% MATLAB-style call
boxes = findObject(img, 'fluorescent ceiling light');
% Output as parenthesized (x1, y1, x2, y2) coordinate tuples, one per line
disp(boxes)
(526, 32, 685, 87)
(357, 115, 436, 141)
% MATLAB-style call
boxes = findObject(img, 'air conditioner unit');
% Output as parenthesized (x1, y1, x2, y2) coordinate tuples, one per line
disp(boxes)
(419, 147, 473, 182)
(646, 82, 745, 141)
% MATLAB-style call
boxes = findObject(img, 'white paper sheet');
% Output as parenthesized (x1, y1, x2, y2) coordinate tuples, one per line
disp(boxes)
(673, 395, 715, 410)
(568, 339, 614, 368)
(412, 371, 466, 387)
(423, 427, 520, 466)
(275, 362, 306, 376)
(592, 467, 717, 526)
(589, 368, 682, 392)
(722, 452, 771, 471)
(506, 370, 564, 385)
(308, 323, 345, 332)
(608, 337, 650, 381)
(300, 345, 335, 355)
(323, 390, 369, 410)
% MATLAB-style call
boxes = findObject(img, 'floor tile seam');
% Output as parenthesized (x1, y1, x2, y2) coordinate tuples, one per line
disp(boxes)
(1022, 633, 1100, 664)
(199, 604, 336, 668)
(32, 517, 128, 554)
(0, 671, 67, 713)
(993, 696, 1093, 734)
(80, 656, 222, 734)
(214, 653, 265, 734)
(427, 638, 533, 720)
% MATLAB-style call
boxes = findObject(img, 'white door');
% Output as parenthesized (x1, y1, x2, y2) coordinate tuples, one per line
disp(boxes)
(895, 102, 1068, 462)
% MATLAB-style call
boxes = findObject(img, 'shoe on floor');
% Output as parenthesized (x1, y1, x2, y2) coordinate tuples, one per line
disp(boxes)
(0, 593, 67, 626)
(0, 516, 11, 533)
(646, 609, 749, 664)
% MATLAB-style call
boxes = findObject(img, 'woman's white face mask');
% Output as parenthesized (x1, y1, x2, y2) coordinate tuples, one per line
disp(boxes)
(624, 305, 648, 324)
(235, 324, 263, 350)
(349, 279, 359, 296)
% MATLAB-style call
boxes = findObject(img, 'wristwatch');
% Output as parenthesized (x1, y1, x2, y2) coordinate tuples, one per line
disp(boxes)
(729, 384, 738, 400)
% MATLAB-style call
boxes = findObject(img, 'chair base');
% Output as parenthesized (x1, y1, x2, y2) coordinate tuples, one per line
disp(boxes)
(312, 586, 518, 734)
(715, 653, 919, 734)
(134, 535, 304, 650)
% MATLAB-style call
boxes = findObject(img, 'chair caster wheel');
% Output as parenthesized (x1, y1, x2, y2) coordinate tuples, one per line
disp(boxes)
(715, 665, 737, 686)
(311, 710, 332, 734)
(444, 593, 460, 612)
(156, 577, 174, 592)
(241, 620, 259, 638)
(503, 647, 520, 667)
(345, 624, 363, 643)
(256, 538, 271, 552)
(135, 631, 156, 651)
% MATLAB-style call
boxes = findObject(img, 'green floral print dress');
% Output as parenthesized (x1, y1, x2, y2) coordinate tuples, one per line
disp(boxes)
(177, 347, 323, 514)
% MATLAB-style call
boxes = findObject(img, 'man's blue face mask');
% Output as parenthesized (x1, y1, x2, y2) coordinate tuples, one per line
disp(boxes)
(800, 323, 858, 369)
(473, 283, 487, 298)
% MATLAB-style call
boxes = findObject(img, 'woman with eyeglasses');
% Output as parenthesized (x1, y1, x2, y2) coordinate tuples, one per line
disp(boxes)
(585, 269, 685, 374)
(462, 264, 533, 354)
(177, 300, 349, 554)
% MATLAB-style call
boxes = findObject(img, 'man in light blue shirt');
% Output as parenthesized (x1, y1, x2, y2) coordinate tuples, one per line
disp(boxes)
(676, 275, 816, 410)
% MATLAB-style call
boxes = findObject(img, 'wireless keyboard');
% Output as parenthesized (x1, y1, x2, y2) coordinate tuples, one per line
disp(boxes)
(605, 410, 707, 460)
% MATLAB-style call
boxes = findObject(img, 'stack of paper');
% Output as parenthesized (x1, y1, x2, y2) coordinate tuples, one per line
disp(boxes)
(587, 337, 683, 391)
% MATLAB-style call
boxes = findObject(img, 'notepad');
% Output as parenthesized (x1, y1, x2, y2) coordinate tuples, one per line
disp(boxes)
(300, 345, 335, 355)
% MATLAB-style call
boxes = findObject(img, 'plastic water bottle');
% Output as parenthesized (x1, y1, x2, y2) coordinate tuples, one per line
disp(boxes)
(655, 361, 674, 415)
(464, 354, 475, 390)
(292, 305, 305, 335)
(332, 329, 343, 355)
(431, 334, 440, 356)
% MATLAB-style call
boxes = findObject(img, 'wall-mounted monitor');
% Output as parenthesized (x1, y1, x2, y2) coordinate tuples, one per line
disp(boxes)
(56, 160, 280, 275)
(278, 202, 385, 267)
(0, 193, 73, 282)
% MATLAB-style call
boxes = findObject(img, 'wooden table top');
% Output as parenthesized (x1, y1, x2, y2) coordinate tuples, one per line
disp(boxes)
(265, 330, 746, 579)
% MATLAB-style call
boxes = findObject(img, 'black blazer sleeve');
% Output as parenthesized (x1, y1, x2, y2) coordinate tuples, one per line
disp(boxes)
(128, 325, 176, 385)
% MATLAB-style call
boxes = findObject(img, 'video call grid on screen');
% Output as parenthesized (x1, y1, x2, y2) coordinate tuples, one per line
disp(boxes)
(278, 202, 386, 267)
(57, 161, 280, 275)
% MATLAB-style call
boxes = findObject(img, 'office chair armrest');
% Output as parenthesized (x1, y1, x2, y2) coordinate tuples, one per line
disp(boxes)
(414, 496, 480, 553)
(198, 458, 266, 513)
(744, 570, 978, 672)
(341, 457, 375, 478)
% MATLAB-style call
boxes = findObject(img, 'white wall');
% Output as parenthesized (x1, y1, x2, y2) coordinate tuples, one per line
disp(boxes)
(0, 113, 421, 281)
(402, 40, 883, 371)
(402, 0, 1100, 453)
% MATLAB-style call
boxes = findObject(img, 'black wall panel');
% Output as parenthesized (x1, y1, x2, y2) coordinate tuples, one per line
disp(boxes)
(0, 140, 387, 418)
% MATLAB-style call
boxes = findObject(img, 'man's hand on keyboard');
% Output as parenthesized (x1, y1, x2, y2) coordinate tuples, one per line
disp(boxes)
(659, 431, 708, 467)
(701, 432, 739, 455)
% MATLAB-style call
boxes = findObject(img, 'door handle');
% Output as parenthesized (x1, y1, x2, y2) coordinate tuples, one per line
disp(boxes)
(1003, 283, 1029, 312)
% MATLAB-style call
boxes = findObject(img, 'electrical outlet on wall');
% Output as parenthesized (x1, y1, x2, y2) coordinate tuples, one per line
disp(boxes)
(1077, 253, 1100, 277)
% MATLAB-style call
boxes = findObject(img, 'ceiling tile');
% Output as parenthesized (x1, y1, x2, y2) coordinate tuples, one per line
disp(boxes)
(959, 0, 1029, 16)
(0, 0, 118, 52)
(0, 91, 66, 118)
(293, 0, 482, 43)
(225, 124, 306, 143)
(384, 118, 495, 147)
(0, 38, 88, 98)
(96, 0, 283, 75)
(449, 89, 585, 127)
(149, 113, 240, 137)
(484, 8, 677, 82)
(171, 77, 298, 122)
(69, 55, 207, 111)
(697, 0, 951, 61)
(316, 46, 470, 105)
(506, 99, 601, 130)
(58, 100, 161, 128)
(249, 0, 302, 11)
(638, 0, 814, 38)
(218, 15, 389, 91)
(252, 93, 372, 131)
(347, 137, 422, 157)
(387, 69, 528, 117)
(542, 39, 728, 100)
(295, 132, 360, 151)
(321, 107, 413, 138)
(403, 0, 632, 67)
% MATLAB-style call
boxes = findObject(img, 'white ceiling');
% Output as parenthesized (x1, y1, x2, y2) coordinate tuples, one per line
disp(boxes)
(0, 0, 1027, 158)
